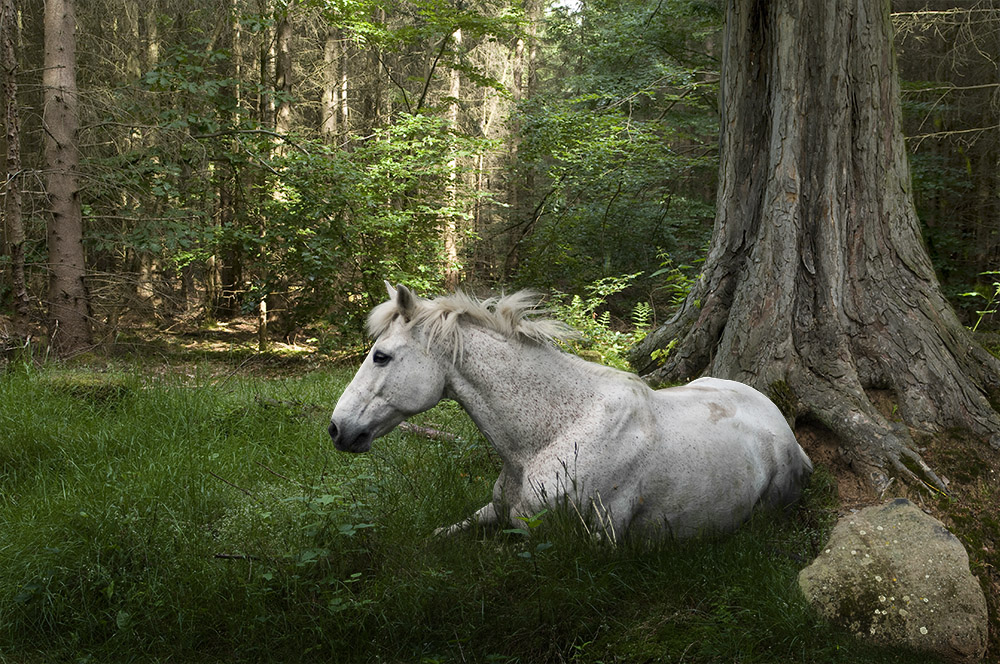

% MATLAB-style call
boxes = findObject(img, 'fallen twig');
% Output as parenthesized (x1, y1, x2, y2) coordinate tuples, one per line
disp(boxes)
(255, 461, 308, 489)
(399, 421, 458, 442)
(208, 471, 263, 504)
(214, 552, 260, 561)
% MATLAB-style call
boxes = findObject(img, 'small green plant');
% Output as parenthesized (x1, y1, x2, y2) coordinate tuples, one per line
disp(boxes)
(651, 251, 700, 311)
(549, 273, 648, 370)
(960, 271, 1000, 332)
(650, 338, 677, 366)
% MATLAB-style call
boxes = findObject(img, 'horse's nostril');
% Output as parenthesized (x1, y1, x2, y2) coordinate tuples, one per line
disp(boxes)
(327, 420, 339, 442)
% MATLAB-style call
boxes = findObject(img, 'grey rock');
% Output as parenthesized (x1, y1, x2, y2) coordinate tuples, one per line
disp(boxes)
(798, 498, 987, 662)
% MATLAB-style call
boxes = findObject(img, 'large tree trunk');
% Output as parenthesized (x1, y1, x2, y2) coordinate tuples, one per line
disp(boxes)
(630, 0, 1000, 493)
(43, 0, 91, 355)
(2, 0, 29, 333)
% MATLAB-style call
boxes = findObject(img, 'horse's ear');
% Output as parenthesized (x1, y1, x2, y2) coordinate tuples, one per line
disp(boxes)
(384, 280, 396, 299)
(394, 283, 417, 320)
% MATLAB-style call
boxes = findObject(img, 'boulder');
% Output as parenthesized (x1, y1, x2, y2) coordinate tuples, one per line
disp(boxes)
(798, 498, 987, 662)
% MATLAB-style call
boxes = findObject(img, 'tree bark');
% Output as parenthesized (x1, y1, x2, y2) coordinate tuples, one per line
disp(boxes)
(2, 0, 28, 332)
(321, 28, 341, 140)
(274, 3, 293, 141)
(630, 0, 1000, 493)
(43, 0, 91, 355)
(444, 27, 462, 290)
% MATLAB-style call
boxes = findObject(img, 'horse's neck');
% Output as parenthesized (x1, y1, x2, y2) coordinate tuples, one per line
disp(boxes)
(443, 326, 598, 462)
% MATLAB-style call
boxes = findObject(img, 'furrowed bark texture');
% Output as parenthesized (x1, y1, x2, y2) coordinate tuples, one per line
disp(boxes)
(631, 0, 1000, 491)
(2, 0, 29, 330)
(44, 0, 91, 355)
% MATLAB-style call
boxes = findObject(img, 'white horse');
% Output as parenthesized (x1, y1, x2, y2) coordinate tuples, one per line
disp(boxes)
(328, 283, 813, 539)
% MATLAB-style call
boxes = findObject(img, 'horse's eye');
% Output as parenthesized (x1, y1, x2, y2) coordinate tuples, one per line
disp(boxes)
(372, 350, 392, 366)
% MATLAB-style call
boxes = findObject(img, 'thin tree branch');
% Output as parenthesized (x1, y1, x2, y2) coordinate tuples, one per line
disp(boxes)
(191, 128, 311, 156)
(417, 32, 454, 112)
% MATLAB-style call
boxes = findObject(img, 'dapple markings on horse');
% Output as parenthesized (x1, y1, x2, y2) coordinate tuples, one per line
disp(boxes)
(328, 283, 813, 539)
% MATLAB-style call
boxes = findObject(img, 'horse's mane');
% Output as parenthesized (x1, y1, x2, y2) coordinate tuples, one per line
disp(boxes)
(367, 287, 649, 388)
(367, 289, 577, 353)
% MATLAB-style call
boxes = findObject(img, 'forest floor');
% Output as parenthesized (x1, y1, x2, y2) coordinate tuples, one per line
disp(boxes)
(5, 316, 999, 660)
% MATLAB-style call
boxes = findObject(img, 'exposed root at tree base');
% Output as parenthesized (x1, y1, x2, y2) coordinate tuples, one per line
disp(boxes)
(888, 445, 949, 497)
(791, 376, 951, 496)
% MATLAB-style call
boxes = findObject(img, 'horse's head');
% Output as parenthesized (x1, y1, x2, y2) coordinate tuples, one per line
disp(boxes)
(328, 282, 448, 453)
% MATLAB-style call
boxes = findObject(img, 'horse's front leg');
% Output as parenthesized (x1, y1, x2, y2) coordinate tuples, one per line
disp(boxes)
(433, 501, 499, 537)
(434, 469, 514, 536)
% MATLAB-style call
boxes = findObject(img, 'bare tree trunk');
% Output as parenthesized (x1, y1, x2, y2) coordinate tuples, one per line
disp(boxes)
(504, 0, 540, 279)
(1, 0, 28, 332)
(259, 2, 296, 351)
(274, 3, 292, 141)
(321, 28, 340, 140)
(444, 27, 462, 290)
(630, 0, 1000, 493)
(145, 2, 159, 64)
(43, 0, 91, 355)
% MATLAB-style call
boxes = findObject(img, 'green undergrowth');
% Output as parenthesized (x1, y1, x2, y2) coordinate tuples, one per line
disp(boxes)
(0, 362, 941, 663)
(922, 431, 1000, 657)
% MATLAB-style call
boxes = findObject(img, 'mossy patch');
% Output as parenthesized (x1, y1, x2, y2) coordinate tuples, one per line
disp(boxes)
(920, 430, 1000, 657)
(42, 370, 137, 407)
(767, 380, 799, 419)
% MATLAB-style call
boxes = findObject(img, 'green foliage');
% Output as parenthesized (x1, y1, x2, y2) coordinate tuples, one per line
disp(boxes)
(0, 361, 941, 663)
(260, 113, 494, 334)
(510, 0, 718, 303)
(85, 23, 495, 335)
(549, 273, 647, 370)
(547, 254, 699, 370)
(960, 271, 1000, 332)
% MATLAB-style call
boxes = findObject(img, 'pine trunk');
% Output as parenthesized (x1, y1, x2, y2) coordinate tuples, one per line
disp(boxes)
(274, 5, 292, 140)
(321, 29, 340, 140)
(630, 0, 1000, 492)
(43, 0, 91, 355)
(2, 0, 28, 331)
(444, 27, 462, 290)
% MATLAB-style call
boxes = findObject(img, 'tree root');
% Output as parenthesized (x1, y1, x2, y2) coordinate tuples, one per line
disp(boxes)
(888, 446, 948, 496)
(791, 374, 950, 496)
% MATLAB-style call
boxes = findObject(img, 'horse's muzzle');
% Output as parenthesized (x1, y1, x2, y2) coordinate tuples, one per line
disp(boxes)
(328, 419, 372, 453)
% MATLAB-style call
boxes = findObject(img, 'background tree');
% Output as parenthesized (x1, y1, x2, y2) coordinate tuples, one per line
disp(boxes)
(632, 0, 1000, 491)
(3, 0, 997, 367)
(894, 1, 1000, 316)
(43, 0, 91, 354)
(1, 0, 28, 333)
(507, 0, 720, 299)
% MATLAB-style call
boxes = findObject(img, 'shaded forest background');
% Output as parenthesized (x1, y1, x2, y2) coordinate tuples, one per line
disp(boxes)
(1, 0, 998, 354)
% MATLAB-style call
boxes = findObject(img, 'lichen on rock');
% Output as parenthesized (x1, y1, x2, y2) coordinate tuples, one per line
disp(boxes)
(798, 498, 987, 662)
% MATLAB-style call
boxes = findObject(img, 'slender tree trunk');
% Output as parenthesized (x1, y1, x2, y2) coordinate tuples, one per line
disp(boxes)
(504, 0, 540, 279)
(274, 3, 292, 141)
(230, 0, 241, 111)
(444, 27, 462, 290)
(258, 2, 296, 351)
(321, 28, 340, 140)
(631, 0, 1000, 493)
(43, 0, 91, 355)
(259, 10, 273, 133)
(145, 2, 159, 64)
(2, 0, 28, 332)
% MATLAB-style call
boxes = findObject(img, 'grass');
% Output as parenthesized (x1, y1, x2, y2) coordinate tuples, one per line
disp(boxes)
(0, 359, 944, 663)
